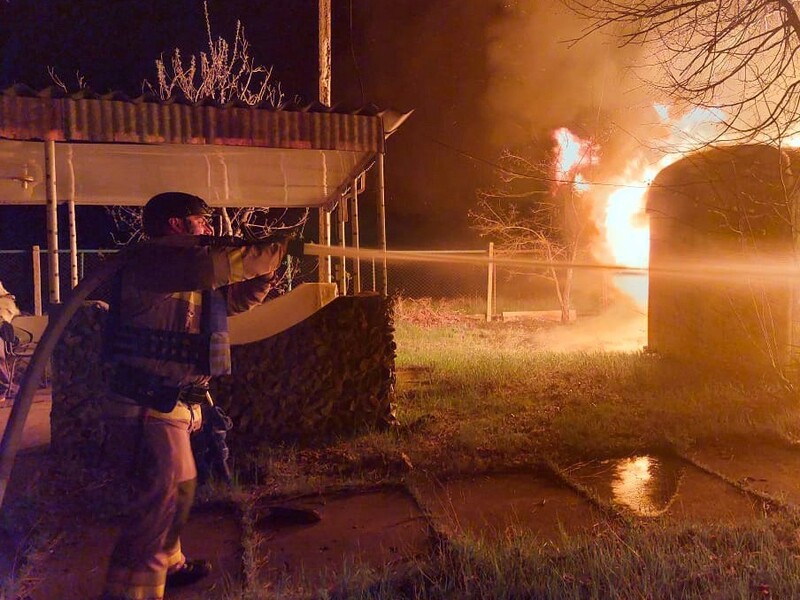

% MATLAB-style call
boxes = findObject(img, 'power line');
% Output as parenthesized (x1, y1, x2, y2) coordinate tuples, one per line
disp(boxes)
(426, 135, 657, 190)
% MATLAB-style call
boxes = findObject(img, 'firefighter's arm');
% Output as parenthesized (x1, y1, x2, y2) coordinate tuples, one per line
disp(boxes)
(223, 273, 277, 315)
(209, 239, 288, 288)
(222, 236, 307, 314)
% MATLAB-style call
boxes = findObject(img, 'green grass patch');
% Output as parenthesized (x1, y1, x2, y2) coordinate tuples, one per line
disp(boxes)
(391, 319, 800, 466)
(329, 518, 800, 599)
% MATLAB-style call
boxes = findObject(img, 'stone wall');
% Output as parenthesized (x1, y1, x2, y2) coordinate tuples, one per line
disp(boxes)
(51, 294, 396, 461)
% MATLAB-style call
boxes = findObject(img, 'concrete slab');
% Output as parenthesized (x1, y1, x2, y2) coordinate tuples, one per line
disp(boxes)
(564, 455, 770, 523)
(687, 441, 800, 507)
(255, 487, 430, 589)
(412, 472, 604, 548)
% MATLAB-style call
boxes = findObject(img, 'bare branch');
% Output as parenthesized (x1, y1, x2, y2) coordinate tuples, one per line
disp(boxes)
(563, 0, 800, 142)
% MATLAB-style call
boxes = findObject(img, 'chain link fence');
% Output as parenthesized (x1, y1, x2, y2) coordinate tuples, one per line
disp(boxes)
(0, 246, 613, 319)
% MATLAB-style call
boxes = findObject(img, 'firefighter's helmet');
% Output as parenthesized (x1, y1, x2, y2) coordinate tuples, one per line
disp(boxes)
(142, 192, 213, 238)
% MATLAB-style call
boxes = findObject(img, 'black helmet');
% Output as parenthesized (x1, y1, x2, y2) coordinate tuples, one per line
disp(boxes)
(142, 192, 213, 237)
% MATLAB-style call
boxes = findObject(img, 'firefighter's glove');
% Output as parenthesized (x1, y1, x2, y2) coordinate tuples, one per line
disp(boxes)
(286, 236, 305, 258)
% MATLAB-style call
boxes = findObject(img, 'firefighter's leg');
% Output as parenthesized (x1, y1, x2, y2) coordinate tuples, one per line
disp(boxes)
(104, 418, 195, 600)
(162, 477, 197, 571)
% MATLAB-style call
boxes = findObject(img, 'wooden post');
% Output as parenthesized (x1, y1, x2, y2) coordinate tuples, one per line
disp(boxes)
(45, 140, 60, 304)
(319, 0, 331, 106)
(486, 242, 494, 322)
(32, 246, 42, 317)
(377, 153, 388, 295)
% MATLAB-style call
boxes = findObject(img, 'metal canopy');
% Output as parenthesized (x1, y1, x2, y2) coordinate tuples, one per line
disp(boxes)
(0, 87, 399, 208)
(0, 140, 370, 207)
(0, 87, 410, 302)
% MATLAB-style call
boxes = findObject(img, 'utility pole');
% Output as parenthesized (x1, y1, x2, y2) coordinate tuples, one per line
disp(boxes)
(318, 0, 332, 283)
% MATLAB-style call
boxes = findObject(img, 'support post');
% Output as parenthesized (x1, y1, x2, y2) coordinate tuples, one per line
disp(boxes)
(67, 198, 78, 289)
(486, 242, 495, 322)
(351, 180, 362, 293)
(318, 0, 331, 106)
(45, 140, 60, 304)
(318, 0, 332, 284)
(318, 212, 332, 283)
(377, 153, 388, 296)
(32, 245, 42, 317)
(337, 199, 348, 295)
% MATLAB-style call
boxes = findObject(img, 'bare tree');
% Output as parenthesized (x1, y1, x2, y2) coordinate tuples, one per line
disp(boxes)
(107, 2, 308, 291)
(470, 148, 593, 324)
(563, 0, 800, 142)
(145, 1, 284, 107)
(110, 2, 307, 240)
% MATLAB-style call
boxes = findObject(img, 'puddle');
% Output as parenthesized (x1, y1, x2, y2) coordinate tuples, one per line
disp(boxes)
(689, 441, 800, 506)
(564, 455, 684, 517)
(254, 488, 430, 588)
(413, 472, 603, 547)
(565, 455, 768, 522)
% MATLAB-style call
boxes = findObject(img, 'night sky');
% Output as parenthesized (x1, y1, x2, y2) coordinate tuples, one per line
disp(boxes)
(0, 0, 502, 252)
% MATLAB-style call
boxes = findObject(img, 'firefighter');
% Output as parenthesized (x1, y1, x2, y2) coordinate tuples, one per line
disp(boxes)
(101, 192, 302, 600)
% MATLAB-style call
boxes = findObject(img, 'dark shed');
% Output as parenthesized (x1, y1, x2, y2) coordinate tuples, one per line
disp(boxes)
(646, 144, 800, 378)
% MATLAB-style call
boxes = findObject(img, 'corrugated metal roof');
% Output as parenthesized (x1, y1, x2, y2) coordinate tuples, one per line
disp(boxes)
(0, 85, 388, 152)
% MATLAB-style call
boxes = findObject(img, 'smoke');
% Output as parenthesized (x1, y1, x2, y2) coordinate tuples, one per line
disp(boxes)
(484, 2, 661, 165)
(534, 298, 647, 353)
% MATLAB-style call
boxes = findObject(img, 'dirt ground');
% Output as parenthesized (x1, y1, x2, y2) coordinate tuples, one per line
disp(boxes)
(5, 390, 800, 598)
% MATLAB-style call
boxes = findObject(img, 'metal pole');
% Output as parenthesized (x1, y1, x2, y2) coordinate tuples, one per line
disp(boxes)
(486, 242, 494, 322)
(337, 200, 348, 294)
(351, 182, 362, 293)
(45, 140, 60, 304)
(318, 0, 332, 284)
(318, 212, 332, 283)
(67, 198, 78, 289)
(377, 153, 388, 296)
(32, 245, 42, 317)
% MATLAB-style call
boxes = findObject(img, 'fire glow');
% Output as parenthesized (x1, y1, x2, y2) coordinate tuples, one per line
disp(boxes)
(552, 105, 727, 274)
(552, 128, 650, 271)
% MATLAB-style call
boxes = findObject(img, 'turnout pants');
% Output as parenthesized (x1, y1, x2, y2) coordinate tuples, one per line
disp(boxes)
(103, 405, 201, 600)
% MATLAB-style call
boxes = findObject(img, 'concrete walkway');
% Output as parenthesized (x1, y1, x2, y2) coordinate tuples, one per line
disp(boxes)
(0, 388, 52, 451)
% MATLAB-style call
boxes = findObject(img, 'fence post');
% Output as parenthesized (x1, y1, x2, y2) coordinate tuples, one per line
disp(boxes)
(486, 242, 495, 322)
(32, 246, 42, 317)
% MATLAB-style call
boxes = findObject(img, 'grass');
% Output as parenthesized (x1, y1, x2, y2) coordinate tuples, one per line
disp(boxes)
(299, 308, 800, 599)
(7, 302, 800, 599)
(387, 318, 800, 468)
(326, 519, 800, 599)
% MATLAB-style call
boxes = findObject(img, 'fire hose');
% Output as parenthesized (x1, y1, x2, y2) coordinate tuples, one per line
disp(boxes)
(0, 257, 126, 509)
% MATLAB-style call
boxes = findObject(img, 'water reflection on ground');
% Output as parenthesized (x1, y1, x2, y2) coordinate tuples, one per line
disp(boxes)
(567, 455, 685, 516)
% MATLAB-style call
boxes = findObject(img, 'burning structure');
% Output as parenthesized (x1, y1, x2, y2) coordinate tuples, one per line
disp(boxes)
(646, 144, 800, 380)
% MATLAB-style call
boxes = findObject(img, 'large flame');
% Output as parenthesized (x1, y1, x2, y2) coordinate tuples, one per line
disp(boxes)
(548, 106, 727, 311)
(553, 127, 598, 183)
(552, 105, 726, 274)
